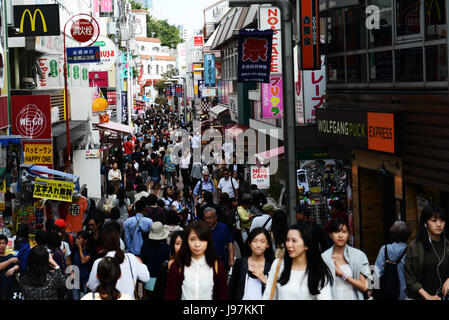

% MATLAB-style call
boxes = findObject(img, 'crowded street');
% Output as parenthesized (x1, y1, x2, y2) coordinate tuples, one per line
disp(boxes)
(1, 0, 449, 312)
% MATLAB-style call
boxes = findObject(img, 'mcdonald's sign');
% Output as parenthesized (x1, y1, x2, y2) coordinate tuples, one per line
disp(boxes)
(9, 4, 60, 37)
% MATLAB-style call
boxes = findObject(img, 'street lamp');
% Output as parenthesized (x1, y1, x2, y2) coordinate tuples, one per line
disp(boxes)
(228, 0, 298, 225)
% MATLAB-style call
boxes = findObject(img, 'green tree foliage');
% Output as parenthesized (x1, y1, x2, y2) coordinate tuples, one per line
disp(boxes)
(147, 16, 184, 49)
(129, 0, 142, 9)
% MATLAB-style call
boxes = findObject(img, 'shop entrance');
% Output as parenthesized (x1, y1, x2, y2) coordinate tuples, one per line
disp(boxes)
(359, 168, 396, 264)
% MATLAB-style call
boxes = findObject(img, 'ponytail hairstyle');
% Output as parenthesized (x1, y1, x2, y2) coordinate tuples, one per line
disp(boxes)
(96, 257, 122, 300)
(100, 225, 125, 264)
(278, 222, 333, 295)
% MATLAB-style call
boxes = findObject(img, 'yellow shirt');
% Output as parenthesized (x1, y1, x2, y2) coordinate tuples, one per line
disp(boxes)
(237, 206, 252, 230)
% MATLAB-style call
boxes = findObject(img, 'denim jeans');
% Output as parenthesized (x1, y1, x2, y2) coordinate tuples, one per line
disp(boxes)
(165, 171, 177, 187)
(72, 279, 88, 301)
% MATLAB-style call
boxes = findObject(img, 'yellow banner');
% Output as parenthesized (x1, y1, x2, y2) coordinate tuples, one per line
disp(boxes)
(24, 144, 53, 164)
(0, 180, 5, 193)
(33, 178, 74, 202)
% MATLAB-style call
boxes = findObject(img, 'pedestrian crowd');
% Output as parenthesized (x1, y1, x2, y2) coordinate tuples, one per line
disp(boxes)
(2, 104, 449, 301)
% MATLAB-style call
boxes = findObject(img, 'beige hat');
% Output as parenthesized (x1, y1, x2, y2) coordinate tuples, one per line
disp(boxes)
(202, 169, 209, 175)
(148, 222, 170, 240)
(262, 203, 277, 213)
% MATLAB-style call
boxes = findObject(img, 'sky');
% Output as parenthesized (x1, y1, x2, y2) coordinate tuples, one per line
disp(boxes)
(153, 0, 218, 31)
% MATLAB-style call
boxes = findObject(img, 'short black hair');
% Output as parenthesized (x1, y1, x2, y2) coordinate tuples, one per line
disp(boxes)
(0, 234, 8, 243)
(109, 206, 121, 220)
(389, 221, 411, 243)
(328, 217, 349, 234)
(135, 199, 147, 213)
(330, 200, 344, 212)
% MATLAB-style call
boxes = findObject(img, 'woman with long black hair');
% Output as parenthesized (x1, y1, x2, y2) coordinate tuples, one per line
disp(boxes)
(263, 222, 333, 300)
(405, 205, 449, 300)
(229, 227, 274, 300)
(18, 245, 66, 300)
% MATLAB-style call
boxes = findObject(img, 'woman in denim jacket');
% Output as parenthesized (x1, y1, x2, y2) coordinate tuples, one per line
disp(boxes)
(322, 218, 372, 300)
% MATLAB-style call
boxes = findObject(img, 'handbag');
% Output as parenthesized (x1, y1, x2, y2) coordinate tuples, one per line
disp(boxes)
(269, 258, 283, 300)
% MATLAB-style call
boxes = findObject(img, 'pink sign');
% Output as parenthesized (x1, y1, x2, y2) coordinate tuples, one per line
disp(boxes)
(261, 75, 283, 118)
(89, 72, 109, 88)
(101, 0, 113, 13)
(93, 0, 100, 17)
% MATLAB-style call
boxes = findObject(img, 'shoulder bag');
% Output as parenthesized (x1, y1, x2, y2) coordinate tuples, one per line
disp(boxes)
(269, 258, 283, 300)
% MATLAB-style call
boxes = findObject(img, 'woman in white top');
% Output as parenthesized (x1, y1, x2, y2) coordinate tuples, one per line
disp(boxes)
(82, 257, 132, 300)
(87, 226, 150, 300)
(263, 222, 333, 300)
(164, 220, 228, 300)
(321, 218, 372, 300)
(229, 227, 275, 300)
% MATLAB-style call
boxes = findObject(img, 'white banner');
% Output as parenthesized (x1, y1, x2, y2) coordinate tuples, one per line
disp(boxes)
(37, 55, 63, 89)
(303, 55, 326, 124)
(259, 6, 282, 74)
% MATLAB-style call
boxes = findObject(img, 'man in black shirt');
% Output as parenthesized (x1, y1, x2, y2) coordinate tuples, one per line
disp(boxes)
(0, 235, 19, 300)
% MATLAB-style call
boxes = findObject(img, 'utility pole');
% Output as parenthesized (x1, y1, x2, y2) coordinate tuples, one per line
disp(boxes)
(114, 0, 122, 124)
(228, 0, 298, 225)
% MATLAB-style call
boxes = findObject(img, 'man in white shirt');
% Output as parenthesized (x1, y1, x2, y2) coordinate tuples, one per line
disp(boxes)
(250, 203, 277, 232)
(217, 168, 239, 199)
(191, 132, 201, 150)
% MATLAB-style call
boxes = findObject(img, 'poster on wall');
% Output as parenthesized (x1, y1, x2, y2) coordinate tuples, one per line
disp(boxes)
(251, 166, 270, 189)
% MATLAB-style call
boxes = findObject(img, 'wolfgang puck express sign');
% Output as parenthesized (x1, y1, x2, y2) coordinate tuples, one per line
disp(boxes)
(316, 109, 396, 154)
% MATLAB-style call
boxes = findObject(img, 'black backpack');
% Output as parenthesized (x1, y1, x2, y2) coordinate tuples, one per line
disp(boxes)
(373, 245, 407, 300)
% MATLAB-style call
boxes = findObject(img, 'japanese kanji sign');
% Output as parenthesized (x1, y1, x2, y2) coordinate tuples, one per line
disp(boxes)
(262, 75, 283, 118)
(204, 54, 216, 87)
(303, 55, 326, 123)
(66, 46, 100, 64)
(300, 0, 320, 70)
(175, 84, 183, 98)
(238, 29, 274, 83)
(0, 180, 6, 193)
(33, 178, 74, 202)
(165, 87, 172, 97)
(24, 143, 53, 165)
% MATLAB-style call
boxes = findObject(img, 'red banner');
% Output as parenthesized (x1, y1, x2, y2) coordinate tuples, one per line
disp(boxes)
(89, 71, 108, 88)
(11, 95, 52, 140)
(300, 0, 320, 70)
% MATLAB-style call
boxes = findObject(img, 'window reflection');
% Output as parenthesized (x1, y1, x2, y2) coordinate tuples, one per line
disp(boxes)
(327, 56, 345, 83)
(395, 47, 423, 82)
(396, 0, 421, 38)
(369, 51, 393, 82)
(368, 0, 392, 47)
(345, 5, 367, 51)
(347, 54, 367, 83)
(326, 9, 345, 54)
(425, 0, 447, 40)
(426, 45, 448, 81)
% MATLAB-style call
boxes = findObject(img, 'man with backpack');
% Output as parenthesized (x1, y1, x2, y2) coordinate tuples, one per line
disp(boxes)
(123, 200, 153, 257)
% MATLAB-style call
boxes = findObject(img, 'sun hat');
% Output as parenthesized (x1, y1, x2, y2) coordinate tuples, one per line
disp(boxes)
(262, 203, 277, 213)
(202, 169, 209, 175)
(148, 222, 170, 240)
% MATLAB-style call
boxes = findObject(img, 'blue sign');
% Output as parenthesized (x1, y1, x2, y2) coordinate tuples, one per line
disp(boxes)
(166, 87, 172, 97)
(121, 91, 128, 124)
(237, 29, 273, 83)
(67, 46, 100, 64)
(204, 54, 216, 87)
(171, 86, 176, 96)
(175, 84, 183, 98)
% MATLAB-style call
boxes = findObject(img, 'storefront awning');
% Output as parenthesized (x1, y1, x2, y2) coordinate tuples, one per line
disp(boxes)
(210, 105, 229, 118)
(225, 124, 250, 139)
(255, 146, 285, 166)
(95, 121, 136, 136)
(22, 164, 80, 191)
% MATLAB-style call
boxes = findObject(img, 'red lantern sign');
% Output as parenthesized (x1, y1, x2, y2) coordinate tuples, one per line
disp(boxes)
(71, 19, 95, 43)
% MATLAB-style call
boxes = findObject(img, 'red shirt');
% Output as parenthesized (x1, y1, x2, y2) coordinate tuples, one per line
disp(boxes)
(124, 141, 134, 155)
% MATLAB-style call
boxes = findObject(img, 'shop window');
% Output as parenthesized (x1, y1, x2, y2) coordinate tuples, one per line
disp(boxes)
(347, 54, 367, 83)
(426, 44, 448, 81)
(327, 56, 345, 83)
(395, 47, 423, 82)
(326, 9, 345, 54)
(369, 50, 393, 82)
(396, 0, 422, 41)
(368, 0, 393, 47)
(425, 0, 446, 40)
(345, 5, 367, 51)
(147, 65, 151, 74)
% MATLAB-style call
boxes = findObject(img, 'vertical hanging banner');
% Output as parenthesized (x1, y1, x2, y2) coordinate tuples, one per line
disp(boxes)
(204, 54, 216, 87)
(259, 6, 282, 74)
(165, 87, 172, 97)
(175, 85, 183, 98)
(262, 75, 283, 118)
(303, 55, 326, 123)
(121, 91, 128, 124)
(237, 29, 274, 83)
(198, 80, 204, 99)
(300, 0, 320, 70)
(100, 0, 113, 13)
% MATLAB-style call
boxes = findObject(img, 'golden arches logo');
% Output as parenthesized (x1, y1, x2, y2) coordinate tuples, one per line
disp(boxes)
(20, 9, 47, 34)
